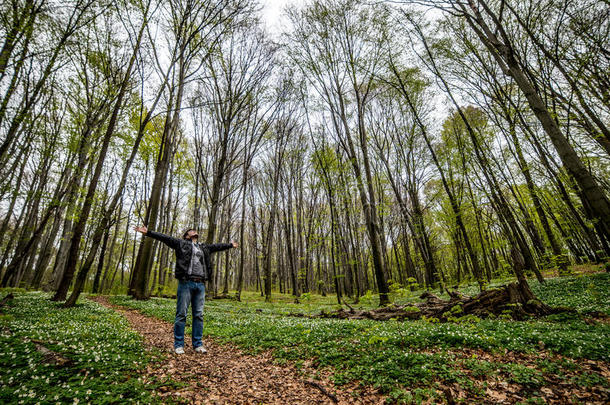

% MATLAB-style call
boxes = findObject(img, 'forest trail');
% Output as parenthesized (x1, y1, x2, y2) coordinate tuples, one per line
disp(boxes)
(89, 296, 385, 404)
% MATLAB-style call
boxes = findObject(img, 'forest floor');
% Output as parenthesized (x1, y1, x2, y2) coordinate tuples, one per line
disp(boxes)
(1, 268, 609, 404)
(89, 295, 383, 404)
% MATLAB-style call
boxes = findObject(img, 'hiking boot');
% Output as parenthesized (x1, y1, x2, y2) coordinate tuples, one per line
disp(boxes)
(194, 346, 207, 354)
(175, 347, 185, 354)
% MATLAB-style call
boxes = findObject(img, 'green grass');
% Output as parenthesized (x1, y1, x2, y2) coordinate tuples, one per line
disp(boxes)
(108, 272, 609, 397)
(0, 291, 164, 404)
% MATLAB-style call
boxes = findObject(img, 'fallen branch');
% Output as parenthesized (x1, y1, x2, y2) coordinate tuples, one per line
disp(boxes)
(304, 380, 338, 403)
(30, 339, 72, 367)
(150, 293, 177, 299)
(341, 298, 355, 313)
(211, 293, 238, 300)
(584, 311, 610, 325)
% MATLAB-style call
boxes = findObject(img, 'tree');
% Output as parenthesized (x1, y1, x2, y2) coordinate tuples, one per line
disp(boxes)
(445, 0, 610, 243)
(129, 0, 250, 299)
(287, 0, 391, 305)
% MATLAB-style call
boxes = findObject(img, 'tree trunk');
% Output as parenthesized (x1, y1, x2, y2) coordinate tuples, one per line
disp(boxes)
(130, 51, 184, 300)
(91, 227, 111, 294)
(462, 0, 610, 238)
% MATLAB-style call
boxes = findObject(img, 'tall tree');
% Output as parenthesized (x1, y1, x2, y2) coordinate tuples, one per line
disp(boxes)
(287, 0, 391, 305)
(130, 0, 250, 299)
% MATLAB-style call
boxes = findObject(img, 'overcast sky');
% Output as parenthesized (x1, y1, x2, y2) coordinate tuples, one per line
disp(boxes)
(259, 0, 298, 34)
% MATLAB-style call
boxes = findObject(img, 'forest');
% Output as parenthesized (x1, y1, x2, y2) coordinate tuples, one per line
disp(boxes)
(0, 0, 609, 403)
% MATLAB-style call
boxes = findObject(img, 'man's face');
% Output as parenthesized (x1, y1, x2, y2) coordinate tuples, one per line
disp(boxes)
(187, 230, 199, 240)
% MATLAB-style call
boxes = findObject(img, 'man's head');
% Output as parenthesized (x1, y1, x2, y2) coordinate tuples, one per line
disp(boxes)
(183, 228, 199, 241)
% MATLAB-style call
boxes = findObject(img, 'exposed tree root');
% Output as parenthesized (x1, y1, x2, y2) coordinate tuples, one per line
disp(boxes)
(299, 282, 564, 322)
(0, 292, 14, 309)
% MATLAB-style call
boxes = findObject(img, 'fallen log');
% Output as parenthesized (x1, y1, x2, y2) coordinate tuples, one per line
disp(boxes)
(211, 293, 238, 300)
(305, 282, 562, 322)
(32, 339, 73, 367)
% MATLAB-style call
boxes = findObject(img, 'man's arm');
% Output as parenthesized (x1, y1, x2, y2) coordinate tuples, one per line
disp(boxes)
(206, 241, 238, 253)
(134, 225, 180, 249)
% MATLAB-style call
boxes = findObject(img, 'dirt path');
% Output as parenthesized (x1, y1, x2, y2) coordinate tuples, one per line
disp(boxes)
(89, 296, 610, 404)
(90, 296, 385, 404)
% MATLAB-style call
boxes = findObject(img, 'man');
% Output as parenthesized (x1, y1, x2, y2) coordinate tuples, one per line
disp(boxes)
(134, 225, 237, 354)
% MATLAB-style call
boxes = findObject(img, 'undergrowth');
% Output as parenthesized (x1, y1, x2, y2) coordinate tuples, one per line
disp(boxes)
(109, 272, 609, 397)
(0, 292, 163, 404)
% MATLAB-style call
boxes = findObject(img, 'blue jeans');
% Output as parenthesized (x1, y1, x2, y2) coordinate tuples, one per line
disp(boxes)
(174, 280, 205, 349)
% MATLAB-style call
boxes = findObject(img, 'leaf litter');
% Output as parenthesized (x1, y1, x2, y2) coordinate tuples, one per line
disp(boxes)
(90, 296, 385, 404)
(90, 296, 610, 404)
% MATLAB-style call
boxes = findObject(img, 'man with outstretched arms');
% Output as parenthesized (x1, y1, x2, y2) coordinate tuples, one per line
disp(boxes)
(134, 225, 237, 354)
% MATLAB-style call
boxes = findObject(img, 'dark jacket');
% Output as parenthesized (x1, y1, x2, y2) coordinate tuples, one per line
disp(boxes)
(145, 230, 233, 281)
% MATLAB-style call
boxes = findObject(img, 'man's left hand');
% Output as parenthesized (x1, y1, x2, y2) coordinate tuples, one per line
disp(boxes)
(231, 241, 239, 248)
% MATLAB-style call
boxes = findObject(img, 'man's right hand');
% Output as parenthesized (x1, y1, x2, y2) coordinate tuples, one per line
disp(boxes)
(134, 225, 148, 234)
